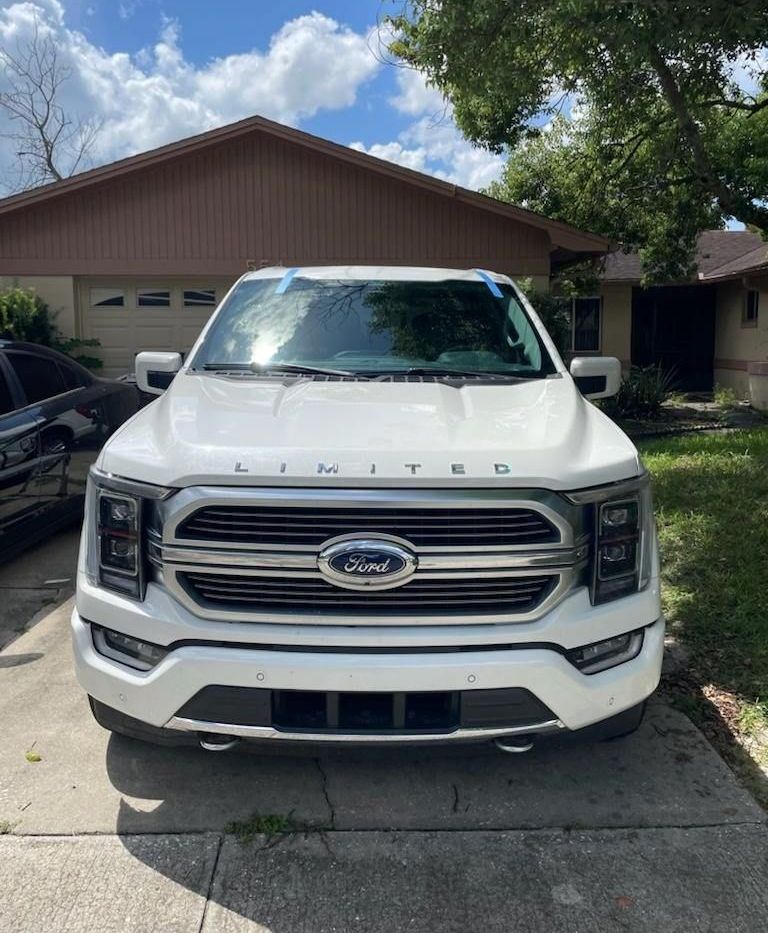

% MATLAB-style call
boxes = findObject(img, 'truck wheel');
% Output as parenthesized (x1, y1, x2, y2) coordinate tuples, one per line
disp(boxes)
(88, 696, 194, 747)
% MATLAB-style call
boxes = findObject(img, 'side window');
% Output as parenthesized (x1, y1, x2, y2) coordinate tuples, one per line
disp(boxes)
(743, 289, 759, 327)
(8, 353, 66, 404)
(58, 362, 89, 391)
(0, 366, 15, 416)
(572, 297, 602, 352)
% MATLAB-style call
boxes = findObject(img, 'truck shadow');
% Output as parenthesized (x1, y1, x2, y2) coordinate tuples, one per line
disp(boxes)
(106, 698, 762, 925)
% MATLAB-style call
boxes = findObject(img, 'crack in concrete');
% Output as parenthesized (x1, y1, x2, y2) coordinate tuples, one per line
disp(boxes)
(314, 758, 336, 830)
(196, 833, 223, 933)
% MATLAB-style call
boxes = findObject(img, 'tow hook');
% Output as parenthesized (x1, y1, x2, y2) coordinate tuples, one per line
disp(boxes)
(199, 733, 241, 752)
(494, 735, 535, 754)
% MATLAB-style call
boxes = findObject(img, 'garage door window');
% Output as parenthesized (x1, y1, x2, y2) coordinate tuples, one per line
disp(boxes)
(8, 353, 66, 403)
(91, 288, 124, 307)
(184, 288, 216, 307)
(138, 289, 171, 308)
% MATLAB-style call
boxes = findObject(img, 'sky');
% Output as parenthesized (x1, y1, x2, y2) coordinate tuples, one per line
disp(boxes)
(0, 0, 507, 192)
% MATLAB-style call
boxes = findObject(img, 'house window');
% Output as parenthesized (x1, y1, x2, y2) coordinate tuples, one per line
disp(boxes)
(184, 288, 217, 308)
(572, 296, 602, 352)
(743, 289, 759, 327)
(137, 289, 171, 308)
(90, 288, 124, 308)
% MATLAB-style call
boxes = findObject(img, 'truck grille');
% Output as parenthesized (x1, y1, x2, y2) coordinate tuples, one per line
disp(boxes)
(180, 571, 557, 616)
(176, 504, 559, 548)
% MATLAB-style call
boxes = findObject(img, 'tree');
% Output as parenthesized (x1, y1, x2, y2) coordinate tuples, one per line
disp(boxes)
(0, 18, 101, 191)
(388, 1, 768, 281)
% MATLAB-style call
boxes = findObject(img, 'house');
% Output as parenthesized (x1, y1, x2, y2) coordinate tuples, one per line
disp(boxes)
(0, 114, 608, 377)
(581, 230, 767, 397)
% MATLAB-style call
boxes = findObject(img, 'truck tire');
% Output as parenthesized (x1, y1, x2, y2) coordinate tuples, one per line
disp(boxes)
(88, 696, 195, 747)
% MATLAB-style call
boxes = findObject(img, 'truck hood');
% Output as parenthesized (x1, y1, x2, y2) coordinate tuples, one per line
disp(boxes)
(100, 372, 641, 490)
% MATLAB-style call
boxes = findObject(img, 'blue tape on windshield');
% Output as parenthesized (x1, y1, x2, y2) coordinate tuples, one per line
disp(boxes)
(275, 267, 298, 295)
(474, 269, 503, 298)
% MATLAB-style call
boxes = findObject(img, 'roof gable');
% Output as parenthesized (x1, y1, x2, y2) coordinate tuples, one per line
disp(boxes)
(0, 113, 608, 255)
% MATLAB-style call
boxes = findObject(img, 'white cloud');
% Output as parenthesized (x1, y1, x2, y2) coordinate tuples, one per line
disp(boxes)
(351, 70, 505, 190)
(388, 67, 445, 117)
(0, 3, 381, 183)
(0, 3, 504, 194)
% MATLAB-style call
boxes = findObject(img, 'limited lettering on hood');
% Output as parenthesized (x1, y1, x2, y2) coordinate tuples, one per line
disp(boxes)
(233, 460, 515, 477)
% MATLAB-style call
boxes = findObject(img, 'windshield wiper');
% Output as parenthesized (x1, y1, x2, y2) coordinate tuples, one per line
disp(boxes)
(371, 367, 531, 381)
(200, 362, 365, 378)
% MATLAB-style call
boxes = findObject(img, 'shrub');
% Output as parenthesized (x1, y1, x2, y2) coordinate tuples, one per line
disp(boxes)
(0, 287, 102, 370)
(713, 383, 741, 410)
(601, 365, 676, 421)
(0, 288, 57, 344)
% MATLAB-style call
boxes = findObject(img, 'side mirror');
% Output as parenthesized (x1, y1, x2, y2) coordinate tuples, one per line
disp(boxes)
(569, 356, 621, 399)
(135, 352, 182, 395)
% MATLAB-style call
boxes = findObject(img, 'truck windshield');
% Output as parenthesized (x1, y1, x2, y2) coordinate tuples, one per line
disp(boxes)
(190, 276, 556, 378)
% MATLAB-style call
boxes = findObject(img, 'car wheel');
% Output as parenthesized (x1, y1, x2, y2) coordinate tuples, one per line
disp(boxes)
(41, 428, 72, 456)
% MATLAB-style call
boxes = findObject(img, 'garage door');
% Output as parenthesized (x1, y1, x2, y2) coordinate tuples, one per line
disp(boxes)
(77, 277, 236, 377)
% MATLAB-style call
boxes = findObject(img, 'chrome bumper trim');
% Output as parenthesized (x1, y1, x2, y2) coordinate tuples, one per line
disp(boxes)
(165, 716, 566, 743)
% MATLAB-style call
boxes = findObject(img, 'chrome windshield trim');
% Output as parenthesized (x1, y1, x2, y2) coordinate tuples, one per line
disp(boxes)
(165, 716, 565, 743)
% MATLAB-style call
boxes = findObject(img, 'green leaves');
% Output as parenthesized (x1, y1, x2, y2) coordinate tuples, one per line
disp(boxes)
(389, 0, 768, 278)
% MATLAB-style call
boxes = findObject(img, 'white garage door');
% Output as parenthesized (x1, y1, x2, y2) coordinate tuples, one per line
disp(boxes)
(77, 277, 236, 377)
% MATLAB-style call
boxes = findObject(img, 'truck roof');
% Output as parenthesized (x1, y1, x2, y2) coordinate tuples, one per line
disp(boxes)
(241, 266, 513, 285)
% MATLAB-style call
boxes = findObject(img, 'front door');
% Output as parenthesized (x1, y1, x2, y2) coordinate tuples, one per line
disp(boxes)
(631, 285, 716, 391)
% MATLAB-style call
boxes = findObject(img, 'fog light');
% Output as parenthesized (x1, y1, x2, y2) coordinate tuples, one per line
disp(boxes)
(92, 625, 167, 672)
(566, 629, 644, 674)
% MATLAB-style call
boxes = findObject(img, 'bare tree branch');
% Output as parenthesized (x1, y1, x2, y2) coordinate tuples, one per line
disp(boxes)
(0, 16, 101, 192)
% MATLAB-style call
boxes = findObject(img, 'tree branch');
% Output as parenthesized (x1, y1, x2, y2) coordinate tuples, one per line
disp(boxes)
(647, 45, 768, 229)
(0, 16, 98, 190)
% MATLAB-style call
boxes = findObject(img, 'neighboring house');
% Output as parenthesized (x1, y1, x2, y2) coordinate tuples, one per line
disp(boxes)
(0, 114, 607, 377)
(582, 231, 767, 396)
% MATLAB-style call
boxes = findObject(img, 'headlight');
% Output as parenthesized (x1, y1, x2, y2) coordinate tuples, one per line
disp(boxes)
(92, 625, 168, 671)
(566, 472, 655, 605)
(566, 629, 644, 674)
(86, 467, 174, 600)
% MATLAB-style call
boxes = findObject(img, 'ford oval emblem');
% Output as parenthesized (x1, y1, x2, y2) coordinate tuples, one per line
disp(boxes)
(318, 538, 417, 590)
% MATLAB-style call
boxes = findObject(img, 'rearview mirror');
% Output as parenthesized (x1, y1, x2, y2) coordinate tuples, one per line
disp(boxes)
(135, 352, 182, 396)
(569, 356, 621, 400)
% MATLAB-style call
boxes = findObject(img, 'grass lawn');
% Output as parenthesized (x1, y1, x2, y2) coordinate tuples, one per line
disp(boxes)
(640, 427, 768, 802)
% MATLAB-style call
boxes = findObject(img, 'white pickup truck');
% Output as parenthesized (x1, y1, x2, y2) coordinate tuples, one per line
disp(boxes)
(72, 266, 663, 753)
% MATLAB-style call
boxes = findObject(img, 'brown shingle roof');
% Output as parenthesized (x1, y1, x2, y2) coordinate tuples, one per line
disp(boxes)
(602, 230, 767, 283)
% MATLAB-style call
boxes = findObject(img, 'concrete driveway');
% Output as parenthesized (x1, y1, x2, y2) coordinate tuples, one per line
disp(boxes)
(1, 533, 767, 932)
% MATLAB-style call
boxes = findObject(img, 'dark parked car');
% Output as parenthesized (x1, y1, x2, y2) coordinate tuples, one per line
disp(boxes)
(0, 341, 138, 561)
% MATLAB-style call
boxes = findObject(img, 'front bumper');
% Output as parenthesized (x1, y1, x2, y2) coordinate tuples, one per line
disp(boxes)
(72, 606, 664, 742)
